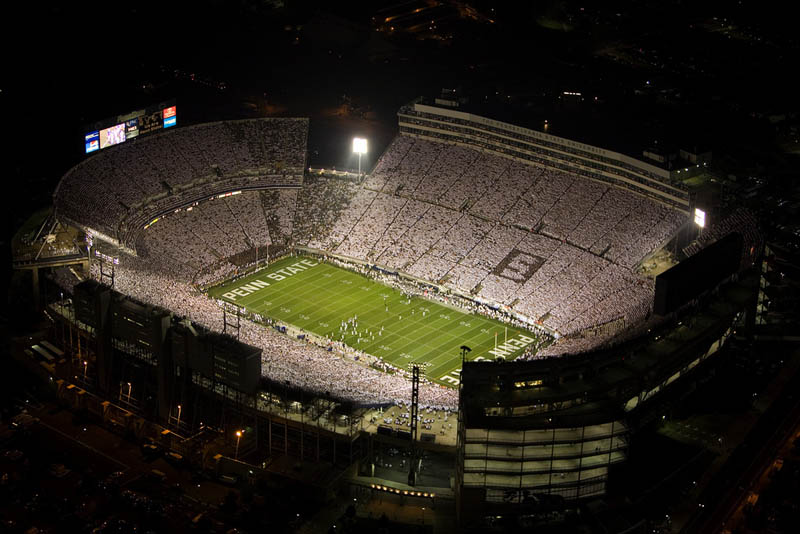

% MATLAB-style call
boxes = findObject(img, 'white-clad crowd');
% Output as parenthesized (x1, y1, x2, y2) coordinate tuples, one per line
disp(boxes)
(292, 136, 686, 338)
(54, 118, 308, 240)
(52, 126, 695, 407)
(53, 255, 459, 409)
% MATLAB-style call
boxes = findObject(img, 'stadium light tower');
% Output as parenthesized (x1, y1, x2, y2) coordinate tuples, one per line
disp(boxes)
(353, 137, 368, 175)
(460, 345, 472, 365)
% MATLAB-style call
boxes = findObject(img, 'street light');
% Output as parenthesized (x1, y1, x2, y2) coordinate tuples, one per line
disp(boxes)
(235, 430, 244, 459)
(127, 382, 132, 403)
(83, 360, 88, 380)
(177, 404, 182, 429)
(353, 137, 367, 175)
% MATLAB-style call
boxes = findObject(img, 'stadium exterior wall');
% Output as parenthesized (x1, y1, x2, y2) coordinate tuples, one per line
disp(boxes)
(455, 269, 759, 526)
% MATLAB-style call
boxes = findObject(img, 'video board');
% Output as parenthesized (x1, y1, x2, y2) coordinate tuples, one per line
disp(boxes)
(653, 232, 743, 316)
(100, 123, 126, 149)
(84, 100, 177, 154)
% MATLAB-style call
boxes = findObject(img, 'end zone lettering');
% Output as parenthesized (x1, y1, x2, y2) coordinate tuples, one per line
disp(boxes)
(486, 334, 536, 359)
(439, 355, 493, 386)
(222, 259, 318, 301)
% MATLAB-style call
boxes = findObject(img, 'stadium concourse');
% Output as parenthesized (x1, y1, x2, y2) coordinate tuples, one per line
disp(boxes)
(52, 118, 689, 409)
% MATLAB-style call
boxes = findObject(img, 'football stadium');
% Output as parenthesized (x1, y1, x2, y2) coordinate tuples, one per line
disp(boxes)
(19, 99, 763, 525)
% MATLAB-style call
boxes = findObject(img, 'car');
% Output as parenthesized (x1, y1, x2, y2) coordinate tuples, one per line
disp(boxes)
(3, 450, 23, 461)
(11, 413, 40, 429)
(219, 474, 238, 486)
(165, 451, 184, 466)
(141, 442, 161, 458)
(49, 464, 72, 478)
(102, 471, 125, 487)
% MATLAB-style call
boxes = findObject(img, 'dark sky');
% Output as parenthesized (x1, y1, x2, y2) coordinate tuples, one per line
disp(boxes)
(3, 0, 800, 256)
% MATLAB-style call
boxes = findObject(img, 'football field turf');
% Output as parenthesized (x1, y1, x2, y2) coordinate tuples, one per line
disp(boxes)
(207, 256, 539, 387)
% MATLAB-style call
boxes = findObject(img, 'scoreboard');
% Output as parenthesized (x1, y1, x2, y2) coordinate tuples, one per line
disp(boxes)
(85, 101, 177, 154)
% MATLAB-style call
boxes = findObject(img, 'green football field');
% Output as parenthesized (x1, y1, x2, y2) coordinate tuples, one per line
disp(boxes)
(207, 256, 540, 387)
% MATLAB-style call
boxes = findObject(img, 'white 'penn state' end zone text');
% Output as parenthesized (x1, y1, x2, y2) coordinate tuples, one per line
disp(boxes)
(222, 259, 318, 300)
(439, 334, 536, 386)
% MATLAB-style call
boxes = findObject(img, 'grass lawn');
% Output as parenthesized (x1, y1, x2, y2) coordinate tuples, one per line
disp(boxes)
(207, 256, 539, 387)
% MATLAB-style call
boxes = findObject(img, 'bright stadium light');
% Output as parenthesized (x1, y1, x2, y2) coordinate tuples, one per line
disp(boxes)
(353, 137, 368, 175)
(694, 208, 706, 228)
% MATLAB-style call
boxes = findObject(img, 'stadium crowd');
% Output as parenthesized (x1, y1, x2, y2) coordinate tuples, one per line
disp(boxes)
(54, 119, 308, 238)
(292, 137, 684, 335)
(397, 105, 690, 210)
(53, 257, 459, 408)
(52, 124, 698, 407)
